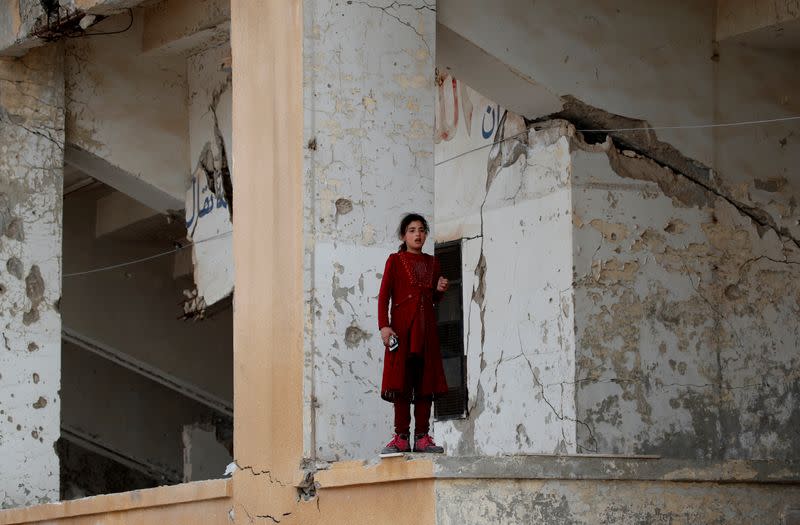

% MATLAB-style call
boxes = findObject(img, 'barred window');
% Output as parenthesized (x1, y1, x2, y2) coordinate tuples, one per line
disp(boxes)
(434, 241, 467, 420)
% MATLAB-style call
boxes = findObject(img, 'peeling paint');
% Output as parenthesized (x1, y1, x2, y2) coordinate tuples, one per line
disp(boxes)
(6, 257, 23, 280)
(0, 44, 64, 508)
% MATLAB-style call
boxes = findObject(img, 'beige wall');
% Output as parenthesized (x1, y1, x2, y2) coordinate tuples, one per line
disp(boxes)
(230, 0, 305, 518)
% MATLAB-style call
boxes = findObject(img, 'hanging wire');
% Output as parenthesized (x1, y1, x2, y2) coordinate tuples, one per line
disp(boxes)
(69, 8, 134, 39)
(63, 230, 231, 278)
(62, 113, 800, 277)
(434, 114, 800, 167)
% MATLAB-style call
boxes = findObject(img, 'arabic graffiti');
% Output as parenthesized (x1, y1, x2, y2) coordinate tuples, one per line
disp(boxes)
(482, 104, 500, 139)
(434, 72, 500, 144)
(185, 173, 229, 234)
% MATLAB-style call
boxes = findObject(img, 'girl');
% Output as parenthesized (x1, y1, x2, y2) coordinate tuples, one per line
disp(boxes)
(378, 213, 449, 454)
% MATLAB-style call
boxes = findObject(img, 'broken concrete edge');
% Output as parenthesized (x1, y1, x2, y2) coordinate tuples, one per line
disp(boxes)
(540, 97, 800, 250)
(306, 456, 436, 489)
(0, 3, 106, 57)
(432, 455, 800, 484)
(1, 456, 795, 523)
(0, 479, 231, 525)
(295, 453, 800, 490)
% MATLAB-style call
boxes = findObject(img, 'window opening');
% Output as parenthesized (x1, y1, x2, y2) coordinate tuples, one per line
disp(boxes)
(434, 241, 467, 420)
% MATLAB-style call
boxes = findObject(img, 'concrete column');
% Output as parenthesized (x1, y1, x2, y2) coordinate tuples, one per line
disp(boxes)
(303, 0, 437, 462)
(230, 0, 304, 520)
(0, 44, 65, 508)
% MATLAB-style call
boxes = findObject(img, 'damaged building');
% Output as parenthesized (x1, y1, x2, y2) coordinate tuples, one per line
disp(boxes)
(1, 0, 800, 523)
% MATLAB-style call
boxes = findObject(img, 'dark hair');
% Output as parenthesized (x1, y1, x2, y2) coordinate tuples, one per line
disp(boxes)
(397, 213, 429, 252)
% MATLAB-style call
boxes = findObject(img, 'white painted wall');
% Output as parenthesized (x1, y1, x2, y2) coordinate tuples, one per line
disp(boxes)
(0, 45, 63, 508)
(434, 77, 577, 455)
(185, 43, 233, 307)
(303, 0, 436, 461)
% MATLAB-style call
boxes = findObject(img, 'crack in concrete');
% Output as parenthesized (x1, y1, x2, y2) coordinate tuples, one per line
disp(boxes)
(235, 462, 286, 487)
(738, 254, 800, 273)
(676, 258, 744, 355)
(353, 1, 431, 55)
(0, 111, 63, 153)
(549, 97, 800, 250)
(512, 329, 598, 453)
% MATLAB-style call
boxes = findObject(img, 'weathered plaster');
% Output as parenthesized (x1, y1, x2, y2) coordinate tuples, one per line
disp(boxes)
(303, 0, 435, 461)
(0, 44, 64, 508)
(434, 72, 800, 461)
(572, 135, 800, 460)
(713, 41, 800, 244)
(185, 43, 233, 307)
(435, 478, 800, 524)
(717, 0, 800, 41)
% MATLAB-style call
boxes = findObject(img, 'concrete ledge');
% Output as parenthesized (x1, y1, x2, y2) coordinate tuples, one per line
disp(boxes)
(433, 455, 800, 484)
(0, 479, 231, 525)
(315, 457, 434, 488)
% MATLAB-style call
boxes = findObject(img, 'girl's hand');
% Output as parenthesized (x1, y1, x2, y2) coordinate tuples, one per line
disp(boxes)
(437, 277, 449, 293)
(380, 326, 397, 346)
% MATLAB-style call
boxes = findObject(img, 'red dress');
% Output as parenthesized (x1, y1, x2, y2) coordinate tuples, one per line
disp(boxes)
(378, 251, 449, 402)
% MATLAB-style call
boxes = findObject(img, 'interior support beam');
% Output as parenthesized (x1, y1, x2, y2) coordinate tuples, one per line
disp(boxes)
(716, 0, 800, 41)
(62, 327, 233, 417)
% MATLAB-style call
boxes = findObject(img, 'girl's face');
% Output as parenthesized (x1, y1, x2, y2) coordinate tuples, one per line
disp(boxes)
(403, 220, 427, 252)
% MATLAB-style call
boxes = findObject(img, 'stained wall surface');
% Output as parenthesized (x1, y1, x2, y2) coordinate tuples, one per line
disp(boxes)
(566, 29, 800, 459)
(435, 478, 800, 524)
(434, 77, 578, 455)
(434, 71, 800, 461)
(0, 45, 64, 508)
(303, 0, 436, 461)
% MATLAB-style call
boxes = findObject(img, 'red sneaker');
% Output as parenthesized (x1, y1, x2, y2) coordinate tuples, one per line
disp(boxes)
(413, 434, 444, 453)
(381, 434, 410, 454)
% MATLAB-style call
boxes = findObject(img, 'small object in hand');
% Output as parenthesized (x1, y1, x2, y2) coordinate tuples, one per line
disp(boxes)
(388, 334, 399, 352)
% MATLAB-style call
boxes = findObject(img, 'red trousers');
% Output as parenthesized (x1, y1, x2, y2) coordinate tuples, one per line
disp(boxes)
(393, 356, 432, 436)
(394, 398, 432, 436)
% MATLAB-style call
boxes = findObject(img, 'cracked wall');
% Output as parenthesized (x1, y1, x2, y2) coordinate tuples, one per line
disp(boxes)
(434, 78, 578, 455)
(571, 48, 800, 459)
(185, 42, 233, 308)
(303, 0, 435, 461)
(0, 44, 64, 508)
(434, 70, 800, 461)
